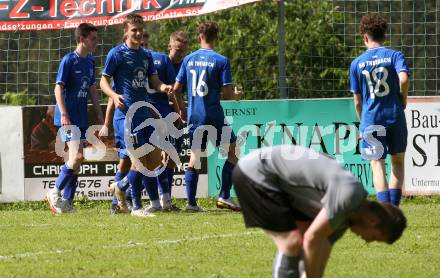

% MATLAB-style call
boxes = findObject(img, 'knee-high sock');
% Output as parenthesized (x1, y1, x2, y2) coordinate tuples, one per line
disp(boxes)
(389, 188, 402, 206)
(156, 168, 170, 195)
(143, 175, 159, 201)
(167, 168, 174, 196)
(117, 176, 130, 191)
(376, 190, 390, 203)
(220, 161, 235, 199)
(55, 164, 74, 191)
(128, 170, 143, 210)
(63, 174, 78, 201)
(112, 171, 127, 205)
(125, 185, 132, 201)
(185, 167, 199, 206)
(273, 252, 300, 278)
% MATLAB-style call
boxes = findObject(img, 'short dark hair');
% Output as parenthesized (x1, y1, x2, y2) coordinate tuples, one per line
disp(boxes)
(197, 21, 219, 43)
(370, 202, 407, 244)
(359, 14, 387, 42)
(75, 23, 97, 43)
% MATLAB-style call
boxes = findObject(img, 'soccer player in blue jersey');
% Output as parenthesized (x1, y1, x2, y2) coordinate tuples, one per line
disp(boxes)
(139, 31, 188, 212)
(173, 21, 241, 212)
(46, 23, 104, 214)
(168, 31, 189, 79)
(100, 87, 133, 214)
(350, 14, 410, 207)
(100, 14, 172, 217)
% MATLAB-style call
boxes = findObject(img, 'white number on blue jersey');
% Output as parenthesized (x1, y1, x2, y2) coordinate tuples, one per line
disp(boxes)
(190, 69, 208, 97)
(361, 67, 390, 99)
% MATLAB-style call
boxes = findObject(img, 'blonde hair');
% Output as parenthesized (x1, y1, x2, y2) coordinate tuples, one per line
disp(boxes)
(170, 30, 188, 44)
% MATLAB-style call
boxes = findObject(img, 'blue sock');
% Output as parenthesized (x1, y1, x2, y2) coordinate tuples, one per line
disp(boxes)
(125, 186, 132, 202)
(112, 171, 127, 205)
(376, 190, 390, 203)
(143, 175, 159, 201)
(128, 170, 143, 210)
(55, 164, 74, 191)
(63, 174, 78, 201)
(220, 161, 235, 199)
(185, 168, 199, 206)
(156, 168, 171, 195)
(389, 189, 402, 206)
(117, 176, 130, 191)
(167, 168, 174, 196)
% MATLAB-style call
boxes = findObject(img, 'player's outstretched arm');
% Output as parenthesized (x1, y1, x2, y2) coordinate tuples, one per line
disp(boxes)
(303, 208, 333, 278)
(399, 72, 409, 109)
(89, 84, 104, 125)
(100, 76, 124, 109)
(54, 84, 71, 126)
(353, 93, 362, 121)
(149, 75, 172, 94)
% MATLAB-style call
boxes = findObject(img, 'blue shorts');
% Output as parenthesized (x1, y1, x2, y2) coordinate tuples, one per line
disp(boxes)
(113, 117, 129, 159)
(153, 102, 183, 154)
(114, 109, 157, 159)
(57, 126, 87, 143)
(189, 123, 237, 151)
(126, 115, 156, 154)
(361, 122, 408, 160)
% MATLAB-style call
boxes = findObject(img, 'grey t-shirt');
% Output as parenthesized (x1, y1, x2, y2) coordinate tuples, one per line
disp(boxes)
(237, 145, 368, 243)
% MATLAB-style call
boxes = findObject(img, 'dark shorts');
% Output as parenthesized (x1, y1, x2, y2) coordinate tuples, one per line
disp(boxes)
(153, 102, 183, 154)
(232, 165, 312, 232)
(189, 123, 237, 151)
(361, 121, 408, 160)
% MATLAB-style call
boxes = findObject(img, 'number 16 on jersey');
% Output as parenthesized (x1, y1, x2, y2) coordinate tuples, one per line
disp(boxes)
(190, 70, 209, 97)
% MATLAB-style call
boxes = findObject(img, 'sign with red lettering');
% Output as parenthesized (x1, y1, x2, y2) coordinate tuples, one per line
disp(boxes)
(0, 0, 260, 31)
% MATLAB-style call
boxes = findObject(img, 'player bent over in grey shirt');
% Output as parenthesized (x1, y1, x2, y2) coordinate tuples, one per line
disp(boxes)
(232, 145, 406, 278)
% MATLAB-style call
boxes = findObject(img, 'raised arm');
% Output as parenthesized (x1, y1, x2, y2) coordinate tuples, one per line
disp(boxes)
(149, 74, 172, 94)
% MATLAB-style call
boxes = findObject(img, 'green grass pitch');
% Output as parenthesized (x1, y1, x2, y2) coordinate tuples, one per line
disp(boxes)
(0, 198, 439, 277)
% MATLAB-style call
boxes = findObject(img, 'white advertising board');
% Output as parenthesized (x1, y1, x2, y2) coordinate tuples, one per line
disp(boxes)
(404, 101, 440, 194)
(0, 106, 25, 202)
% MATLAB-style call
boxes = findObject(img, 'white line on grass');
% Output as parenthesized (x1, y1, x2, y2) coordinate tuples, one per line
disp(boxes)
(0, 231, 262, 261)
(157, 231, 261, 244)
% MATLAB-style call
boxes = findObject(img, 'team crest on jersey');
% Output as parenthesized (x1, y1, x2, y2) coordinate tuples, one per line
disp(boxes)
(143, 59, 149, 70)
(77, 76, 89, 98)
(132, 67, 148, 89)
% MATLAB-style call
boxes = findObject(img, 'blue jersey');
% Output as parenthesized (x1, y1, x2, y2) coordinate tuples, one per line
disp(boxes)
(54, 51, 95, 128)
(148, 51, 176, 105)
(102, 43, 156, 120)
(350, 47, 409, 131)
(176, 48, 232, 125)
(173, 61, 182, 77)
